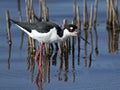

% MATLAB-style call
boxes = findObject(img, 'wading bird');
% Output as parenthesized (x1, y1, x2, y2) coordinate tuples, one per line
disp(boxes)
(10, 19, 77, 73)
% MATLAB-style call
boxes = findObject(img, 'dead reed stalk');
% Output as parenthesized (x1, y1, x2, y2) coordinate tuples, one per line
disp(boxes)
(5, 10, 12, 69)
(88, 4, 94, 68)
(39, 0, 43, 21)
(73, 0, 77, 24)
(83, 0, 89, 67)
(17, 0, 24, 49)
(76, 5, 81, 65)
(93, 0, 98, 25)
(25, 0, 36, 82)
(83, 0, 89, 29)
(106, 0, 119, 28)
(6, 10, 12, 45)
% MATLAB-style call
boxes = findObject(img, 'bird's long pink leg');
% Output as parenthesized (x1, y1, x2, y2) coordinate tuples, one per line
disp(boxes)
(35, 43, 44, 84)
(34, 43, 44, 73)
(34, 44, 41, 66)
(38, 43, 44, 74)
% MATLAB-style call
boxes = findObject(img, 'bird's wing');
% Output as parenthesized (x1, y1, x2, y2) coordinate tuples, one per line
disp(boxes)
(11, 19, 55, 32)
(10, 19, 63, 36)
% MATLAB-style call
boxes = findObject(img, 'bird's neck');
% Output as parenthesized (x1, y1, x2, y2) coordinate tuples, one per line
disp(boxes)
(60, 29, 69, 41)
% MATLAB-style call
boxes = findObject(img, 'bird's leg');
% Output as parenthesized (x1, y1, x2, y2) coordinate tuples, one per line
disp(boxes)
(34, 44, 41, 65)
(35, 69, 43, 89)
(35, 43, 44, 87)
(38, 43, 44, 74)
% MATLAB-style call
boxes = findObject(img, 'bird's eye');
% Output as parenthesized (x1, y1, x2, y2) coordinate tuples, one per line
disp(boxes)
(70, 27, 73, 30)
(69, 27, 74, 32)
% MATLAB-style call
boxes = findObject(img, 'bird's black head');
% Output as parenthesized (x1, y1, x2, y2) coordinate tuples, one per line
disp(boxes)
(64, 24, 77, 32)
(63, 24, 78, 36)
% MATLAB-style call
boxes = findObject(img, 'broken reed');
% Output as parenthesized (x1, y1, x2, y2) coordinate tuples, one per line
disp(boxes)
(17, 0, 24, 49)
(93, 0, 98, 25)
(106, 0, 119, 53)
(83, 0, 89, 29)
(82, 0, 98, 67)
(5, 10, 12, 69)
(77, 5, 81, 65)
(24, 0, 35, 82)
(106, 0, 119, 28)
(83, 0, 88, 67)
(88, 4, 94, 68)
(6, 10, 12, 46)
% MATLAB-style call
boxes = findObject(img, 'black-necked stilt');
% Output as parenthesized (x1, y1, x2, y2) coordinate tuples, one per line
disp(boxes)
(10, 19, 77, 73)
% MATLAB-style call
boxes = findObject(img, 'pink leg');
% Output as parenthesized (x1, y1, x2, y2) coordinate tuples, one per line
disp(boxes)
(38, 43, 44, 74)
(34, 45, 41, 62)
(35, 69, 42, 89)
(34, 43, 44, 65)
(34, 43, 44, 83)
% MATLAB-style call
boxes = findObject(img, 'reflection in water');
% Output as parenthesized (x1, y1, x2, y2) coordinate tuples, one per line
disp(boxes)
(42, 51, 50, 83)
(107, 26, 119, 53)
(88, 5, 93, 68)
(106, 0, 120, 53)
(94, 26, 99, 55)
(7, 44, 12, 70)
(83, 27, 88, 67)
(71, 37, 75, 82)
(26, 38, 36, 82)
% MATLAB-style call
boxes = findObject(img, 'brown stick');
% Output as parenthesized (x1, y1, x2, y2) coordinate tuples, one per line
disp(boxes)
(88, 4, 94, 68)
(17, 0, 24, 49)
(93, 0, 98, 25)
(83, 0, 89, 29)
(5, 10, 12, 70)
(6, 10, 12, 45)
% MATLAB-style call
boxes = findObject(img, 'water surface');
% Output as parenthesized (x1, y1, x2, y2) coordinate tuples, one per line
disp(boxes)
(0, 0, 120, 90)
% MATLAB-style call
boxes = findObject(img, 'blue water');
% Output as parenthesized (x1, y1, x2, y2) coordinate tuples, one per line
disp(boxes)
(0, 0, 120, 90)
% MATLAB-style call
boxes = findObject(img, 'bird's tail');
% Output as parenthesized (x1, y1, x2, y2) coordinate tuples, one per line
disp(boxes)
(9, 18, 32, 35)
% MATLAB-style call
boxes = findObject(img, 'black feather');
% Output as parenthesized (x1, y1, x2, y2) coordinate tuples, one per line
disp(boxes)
(10, 19, 63, 37)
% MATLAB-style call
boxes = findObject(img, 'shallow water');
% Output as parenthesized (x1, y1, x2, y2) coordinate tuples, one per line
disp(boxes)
(0, 0, 120, 90)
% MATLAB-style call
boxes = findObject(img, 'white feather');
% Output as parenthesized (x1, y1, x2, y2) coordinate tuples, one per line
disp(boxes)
(31, 27, 61, 43)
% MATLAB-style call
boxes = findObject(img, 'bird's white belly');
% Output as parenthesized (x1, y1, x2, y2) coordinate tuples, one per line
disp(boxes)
(31, 27, 61, 43)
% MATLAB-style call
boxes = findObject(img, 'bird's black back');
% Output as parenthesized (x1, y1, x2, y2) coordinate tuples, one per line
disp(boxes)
(10, 19, 63, 37)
